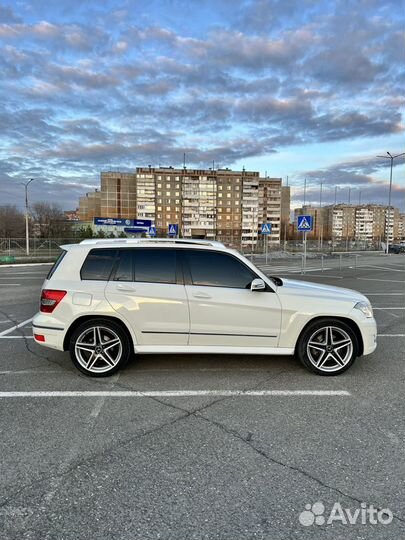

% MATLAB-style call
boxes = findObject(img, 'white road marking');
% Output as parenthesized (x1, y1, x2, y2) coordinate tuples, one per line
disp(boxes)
(90, 373, 120, 418)
(358, 278, 405, 283)
(377, 334, 405, 337)
(360, 265, 405, 272)
(373, 307, 405, 310)
(0, 390, 350, 398)
(364, 293, 405, 296)
(0, 263, 53, 268)
(0, 284, 21, 286)
(0, 336, 34, 339)
(0, 370, 60, 374)
(0, 318, 33, 337)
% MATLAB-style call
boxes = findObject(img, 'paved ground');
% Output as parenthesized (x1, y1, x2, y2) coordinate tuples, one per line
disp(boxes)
(0, 254, 404, 540)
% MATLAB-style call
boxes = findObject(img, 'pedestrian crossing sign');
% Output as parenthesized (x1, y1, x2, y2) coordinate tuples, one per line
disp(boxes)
(168, 224, 178, 236)
(297, 215, 313, 232)
(261, 223, 272, 234)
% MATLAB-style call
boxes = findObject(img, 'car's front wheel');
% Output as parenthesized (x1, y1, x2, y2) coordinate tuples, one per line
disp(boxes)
(69, 318, 131, 377)
(297, 319, 358, 376)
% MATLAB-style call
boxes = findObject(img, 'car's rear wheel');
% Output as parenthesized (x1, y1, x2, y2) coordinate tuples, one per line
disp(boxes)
(297, 319, 358, 376)
(69, 319, 131, 377)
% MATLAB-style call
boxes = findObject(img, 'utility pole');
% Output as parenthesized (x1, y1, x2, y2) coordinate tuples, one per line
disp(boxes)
(23, 179, 34, 256)
(377, 151, 405, 254)
(319, 181, 323, 250)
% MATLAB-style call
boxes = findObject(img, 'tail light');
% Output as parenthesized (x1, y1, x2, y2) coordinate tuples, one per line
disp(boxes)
(40, 289, 67, 313)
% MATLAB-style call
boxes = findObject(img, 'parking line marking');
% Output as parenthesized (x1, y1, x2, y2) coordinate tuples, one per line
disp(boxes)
(0, 318, 33, 337)
(364, 293, 405, 296)
(373, 307, 405, 310)
(377, 334, 405, 337)
(0, 390, 351, 398)
(362, 265, 405, 272)
(0, 336, 34, 339)
(358, 278, 405, 283)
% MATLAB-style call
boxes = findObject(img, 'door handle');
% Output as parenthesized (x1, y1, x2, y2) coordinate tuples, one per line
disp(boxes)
(193, 292, 212, 299)
(116, 283, 136, 292)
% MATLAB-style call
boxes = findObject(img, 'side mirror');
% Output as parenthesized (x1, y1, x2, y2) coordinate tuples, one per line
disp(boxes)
(251, 278, 266, 291)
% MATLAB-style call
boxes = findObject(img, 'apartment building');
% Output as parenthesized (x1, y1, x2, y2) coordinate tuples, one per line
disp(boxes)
(78, 167, 288, 246)
(78, 190, 101, 222)
(100, 172, 137, 219)
(399, 213, 405, 240)
(293, 203, 402, 244)
(258, 178, 286, 245)
(294, 205, 331, 241)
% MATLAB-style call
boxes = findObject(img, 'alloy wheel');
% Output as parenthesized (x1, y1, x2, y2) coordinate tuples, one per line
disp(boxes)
(306, 326, 353, 373)
(75, 326, 122, 374)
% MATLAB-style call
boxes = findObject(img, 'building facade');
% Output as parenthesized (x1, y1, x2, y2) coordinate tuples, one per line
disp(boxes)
(78, 167, 288, 247)
(293, 203, 403, 245)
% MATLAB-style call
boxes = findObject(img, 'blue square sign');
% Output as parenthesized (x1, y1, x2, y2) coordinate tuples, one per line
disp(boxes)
(261, 223, 272, 234)
(297, 215, 313, 232)
(168, 224, 178, 236)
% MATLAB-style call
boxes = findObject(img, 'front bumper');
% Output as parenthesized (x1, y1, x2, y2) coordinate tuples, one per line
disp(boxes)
(359, 317, 377, 356)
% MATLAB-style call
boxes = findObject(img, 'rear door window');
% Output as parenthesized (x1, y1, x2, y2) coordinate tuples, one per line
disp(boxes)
(133, 249, 176, 284)
(112, 250, 133, 281)
(80, 249, 117, 280)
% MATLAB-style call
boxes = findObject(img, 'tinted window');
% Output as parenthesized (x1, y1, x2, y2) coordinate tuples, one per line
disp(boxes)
(47, 249, 67, 280)
(113, 250, 133, 281)
(81, 249, 116, 281)
(185, 251, 255, 288)
(133, 249, 176, 284)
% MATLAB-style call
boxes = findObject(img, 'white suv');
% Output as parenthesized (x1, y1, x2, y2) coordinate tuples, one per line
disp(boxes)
(32, 239, 377, 377)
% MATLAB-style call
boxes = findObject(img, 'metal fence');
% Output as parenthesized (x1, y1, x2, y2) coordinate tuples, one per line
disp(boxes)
(0, 237, 389, 272)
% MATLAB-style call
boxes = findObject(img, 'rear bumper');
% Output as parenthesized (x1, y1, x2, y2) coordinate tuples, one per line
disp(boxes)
(32, 313, 65, 351)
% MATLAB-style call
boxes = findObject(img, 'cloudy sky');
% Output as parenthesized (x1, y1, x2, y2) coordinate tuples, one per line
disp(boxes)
(0, 0, 404, 211)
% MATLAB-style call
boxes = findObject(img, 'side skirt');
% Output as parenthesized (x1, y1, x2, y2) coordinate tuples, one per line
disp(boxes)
(134, 345, 295, 356)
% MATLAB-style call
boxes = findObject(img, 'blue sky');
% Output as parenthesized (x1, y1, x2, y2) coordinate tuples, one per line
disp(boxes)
(0, 0, 404, 211)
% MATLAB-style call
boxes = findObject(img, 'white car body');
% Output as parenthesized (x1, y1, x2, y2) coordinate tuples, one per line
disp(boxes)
(32, 239, 377, 372)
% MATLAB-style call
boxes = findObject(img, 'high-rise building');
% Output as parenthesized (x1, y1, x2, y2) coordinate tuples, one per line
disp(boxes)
(78, 190, 101, 222)
(293, 203, 402, 244)
(77, 167, 288, 246)
(100, 172, 137, 219)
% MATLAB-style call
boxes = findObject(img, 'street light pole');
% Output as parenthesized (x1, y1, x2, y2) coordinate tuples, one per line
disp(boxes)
(377, 152, 405, 254)
(23, 178, 34, 256)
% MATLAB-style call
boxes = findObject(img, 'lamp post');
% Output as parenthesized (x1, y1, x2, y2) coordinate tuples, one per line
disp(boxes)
(319, 180, 323, 250)
(23, 179, 34, 255)
(377, 152, 405, 254)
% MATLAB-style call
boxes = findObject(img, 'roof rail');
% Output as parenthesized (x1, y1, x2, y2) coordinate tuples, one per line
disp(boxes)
(79, 238, 225, 248)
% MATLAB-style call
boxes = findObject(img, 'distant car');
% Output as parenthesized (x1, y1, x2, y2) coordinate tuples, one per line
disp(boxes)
(389, 244, 405, 254)
(32, 239, 377, 377)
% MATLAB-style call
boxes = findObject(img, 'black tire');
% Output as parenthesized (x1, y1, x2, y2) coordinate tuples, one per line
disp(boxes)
(296, 318, 358, 376)
(69, 318, 132, 377)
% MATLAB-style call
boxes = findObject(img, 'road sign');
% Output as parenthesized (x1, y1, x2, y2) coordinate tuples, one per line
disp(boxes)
(149, 226, 157, 237)
(297, 215, 313, 232)
(168, 224, 178, 236)
(261, 223, 272, 234)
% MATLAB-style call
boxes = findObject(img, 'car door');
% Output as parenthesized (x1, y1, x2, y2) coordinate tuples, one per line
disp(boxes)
(105, 248, 189, 345)
(181, 249, 282, 347)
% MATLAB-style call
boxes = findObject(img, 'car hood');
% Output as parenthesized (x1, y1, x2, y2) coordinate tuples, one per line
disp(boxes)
(277, 278, 369, 304)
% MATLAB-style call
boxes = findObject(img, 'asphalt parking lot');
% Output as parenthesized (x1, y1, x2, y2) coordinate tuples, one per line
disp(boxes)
(0, 255, 404, 540)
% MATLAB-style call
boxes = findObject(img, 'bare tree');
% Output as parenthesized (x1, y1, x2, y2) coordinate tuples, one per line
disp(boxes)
(0, 205, 25, 237)
(30, 202, 72, 237)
